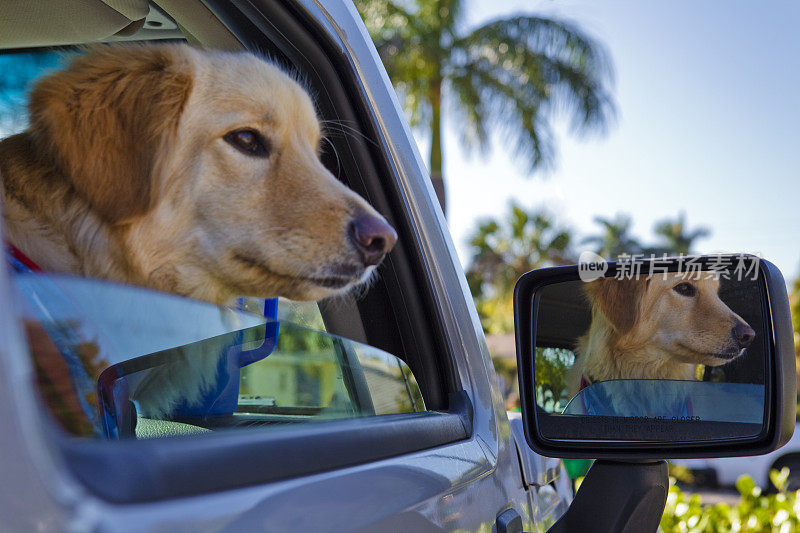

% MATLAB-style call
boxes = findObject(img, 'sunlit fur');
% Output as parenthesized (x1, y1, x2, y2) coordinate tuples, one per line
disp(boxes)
(0, 44, 392, 305)
(570, 273, 752, 394)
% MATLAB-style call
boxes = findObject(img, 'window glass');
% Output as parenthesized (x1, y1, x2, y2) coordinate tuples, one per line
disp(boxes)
(14, 272, 425, 439)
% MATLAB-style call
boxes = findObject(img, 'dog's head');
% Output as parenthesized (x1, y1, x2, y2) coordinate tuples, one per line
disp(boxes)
(586, 273, 755, 367)
(27, 44, 396, 302)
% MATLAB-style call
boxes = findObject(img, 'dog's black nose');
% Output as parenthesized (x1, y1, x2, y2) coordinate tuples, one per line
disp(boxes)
(349, 214, 397, 267)
(732, 322, 755, 348)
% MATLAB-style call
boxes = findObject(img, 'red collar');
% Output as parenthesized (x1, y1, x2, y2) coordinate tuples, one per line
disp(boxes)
(5, 241, 41, 271)
(579, 375, 593, 391)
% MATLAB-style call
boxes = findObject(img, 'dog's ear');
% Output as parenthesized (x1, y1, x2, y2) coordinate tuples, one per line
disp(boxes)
(28, 45, 193, 223)
(585, 277, 647, 335)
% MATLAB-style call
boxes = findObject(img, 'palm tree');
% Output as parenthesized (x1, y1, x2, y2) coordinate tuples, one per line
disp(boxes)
(466, 203, 573, 332)
(581, 213, 642, 260)
(354, 0, 615, 212)
(652, 212, 710, 256)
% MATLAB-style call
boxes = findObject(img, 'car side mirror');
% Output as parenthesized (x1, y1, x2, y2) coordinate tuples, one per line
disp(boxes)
(513, 254, 796, 459)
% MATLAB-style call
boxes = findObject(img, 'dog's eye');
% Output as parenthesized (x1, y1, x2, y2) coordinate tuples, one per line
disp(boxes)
(673, 282, 697, 297)
(224, 129, 270, 157)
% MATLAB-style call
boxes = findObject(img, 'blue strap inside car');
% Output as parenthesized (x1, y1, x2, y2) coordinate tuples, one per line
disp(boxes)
(237, 297, 279, 367)
(168, 297, 279, 417)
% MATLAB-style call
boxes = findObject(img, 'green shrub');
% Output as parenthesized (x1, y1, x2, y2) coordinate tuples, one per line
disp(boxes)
(660, 469, 800, 532)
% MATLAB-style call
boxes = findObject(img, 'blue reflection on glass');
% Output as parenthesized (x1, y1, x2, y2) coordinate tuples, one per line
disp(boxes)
(563, 380, 763, 424)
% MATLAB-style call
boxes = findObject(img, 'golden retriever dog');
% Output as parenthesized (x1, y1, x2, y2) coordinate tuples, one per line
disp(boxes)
(0, 44, 397, 422)
(570, 273, 755, 394)
(0, 43, 396, 305)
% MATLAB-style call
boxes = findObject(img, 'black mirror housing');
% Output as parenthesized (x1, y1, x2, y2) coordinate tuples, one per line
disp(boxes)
(513, 255, 796, 459)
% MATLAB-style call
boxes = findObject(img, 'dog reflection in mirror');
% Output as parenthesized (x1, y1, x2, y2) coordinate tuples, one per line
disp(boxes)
(570, 273, 755, 394)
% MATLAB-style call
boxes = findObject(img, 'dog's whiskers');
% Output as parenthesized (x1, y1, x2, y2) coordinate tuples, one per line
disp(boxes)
(320, 120, 378, 148)
(321, 136, 342, 176)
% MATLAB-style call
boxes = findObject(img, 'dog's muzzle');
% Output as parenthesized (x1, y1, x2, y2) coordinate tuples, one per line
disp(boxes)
(732, 322, 755, 349)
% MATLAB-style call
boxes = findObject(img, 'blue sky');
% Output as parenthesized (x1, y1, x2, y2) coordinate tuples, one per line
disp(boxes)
(435, 0, 800, 281)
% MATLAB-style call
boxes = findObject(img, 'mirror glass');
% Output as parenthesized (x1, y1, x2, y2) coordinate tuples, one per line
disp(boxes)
(533, 257, 768, 442)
